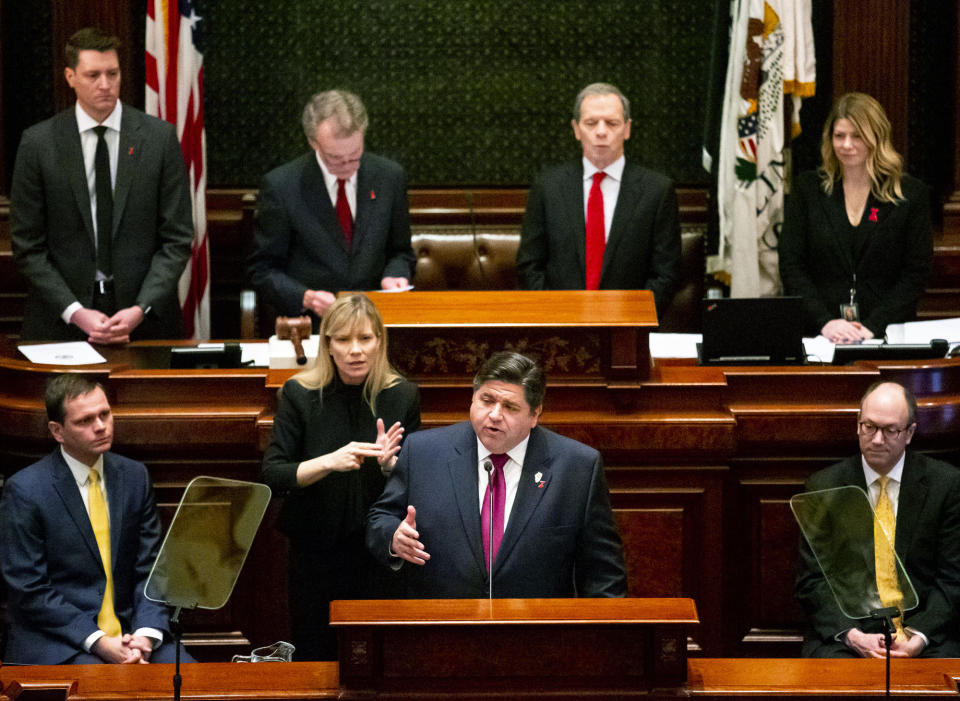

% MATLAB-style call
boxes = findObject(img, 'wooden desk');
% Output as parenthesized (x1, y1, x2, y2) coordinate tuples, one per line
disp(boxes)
(366, 289, 659, 382)
(330, 597, 698, 699)
(1, 338, 960, 658)
(0, 661, 339, 700)
(688, 657, 960, 698)
(5, 658, 959, 700)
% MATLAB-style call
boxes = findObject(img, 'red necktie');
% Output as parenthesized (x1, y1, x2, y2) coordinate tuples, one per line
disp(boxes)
(336, 178, 353, 246)
(481, 453, 508, 571)
(585, 171, 606, 289)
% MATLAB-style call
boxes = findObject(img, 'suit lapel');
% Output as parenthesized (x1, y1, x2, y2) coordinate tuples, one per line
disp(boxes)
(852, 195, 892, 265)
(301, 156, 351, 258)
(602, 160, 641, 284)
(49, 451, 103, 569)
(494, 428, 551, 573)
(843, 457, 869, 492)
(446, 428, 486, 575)
(564, 164, 587, 280)
(56, 111, 96, 247)
(113, 108, 143, 241)
(104, 454, 124, 571)
(894, 452, 926, 557)
(353, 156, 375, 252)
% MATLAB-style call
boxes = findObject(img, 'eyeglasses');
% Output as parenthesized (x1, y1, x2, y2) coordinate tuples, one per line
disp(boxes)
(858, 422, 911, 439)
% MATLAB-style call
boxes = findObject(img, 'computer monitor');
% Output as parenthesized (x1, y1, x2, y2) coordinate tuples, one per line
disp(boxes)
(698, 296, 805, 365)
(169, 344, 243, 369)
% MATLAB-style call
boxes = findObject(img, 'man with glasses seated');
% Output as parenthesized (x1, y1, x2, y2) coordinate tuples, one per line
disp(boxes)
(796, 381, 960, 658)
(248, 89, 415, 325)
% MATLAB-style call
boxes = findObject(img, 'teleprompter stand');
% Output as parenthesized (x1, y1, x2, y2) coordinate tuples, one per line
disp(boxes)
(144, 476, 271, 701)
(791, 486, 917, 698)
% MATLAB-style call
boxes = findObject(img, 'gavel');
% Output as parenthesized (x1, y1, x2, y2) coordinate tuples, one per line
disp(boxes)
(275, 316, 312, 366)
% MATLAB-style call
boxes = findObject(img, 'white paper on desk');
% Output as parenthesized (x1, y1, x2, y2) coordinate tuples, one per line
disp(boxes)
(379, 284, 415, 293)
(649, 332, 702, 359)
(240, 343, 271, 367)
(885, 317, 960, 344)
(18, 341, 107, 365)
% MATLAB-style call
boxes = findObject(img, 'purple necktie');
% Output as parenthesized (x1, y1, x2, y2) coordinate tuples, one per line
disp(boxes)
(481, 453, 508, 571)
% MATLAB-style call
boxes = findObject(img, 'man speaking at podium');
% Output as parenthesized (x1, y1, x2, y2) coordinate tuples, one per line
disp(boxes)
(796, 381, 960, 658)
(367, 351, 627, 597)
(0, 375, 190, 664)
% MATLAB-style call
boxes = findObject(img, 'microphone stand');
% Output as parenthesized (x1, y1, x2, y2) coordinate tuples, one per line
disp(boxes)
(483, 459, 494, 600)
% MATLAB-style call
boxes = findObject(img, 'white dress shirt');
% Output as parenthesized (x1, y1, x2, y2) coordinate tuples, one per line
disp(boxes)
(859, 452, 926, 645)
(315, 151, 356, 218)
(581, 155, 625, 242)
(861, 454, 905, 516)
(475, 434, 531, 530)
(62, 102, 123, 324)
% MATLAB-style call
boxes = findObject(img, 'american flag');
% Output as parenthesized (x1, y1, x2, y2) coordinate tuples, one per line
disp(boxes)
(145, 0, 210, 339)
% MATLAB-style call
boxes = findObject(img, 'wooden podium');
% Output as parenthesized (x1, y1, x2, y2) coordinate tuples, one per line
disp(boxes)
(329, 597, 697, 699)
(366, 289, 659, 382)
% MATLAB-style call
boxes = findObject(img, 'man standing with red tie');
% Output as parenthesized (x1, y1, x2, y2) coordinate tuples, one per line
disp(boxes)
(367, 351, 627, 598)
(248, 90, 415, 324)
(516, 83, 681, 317)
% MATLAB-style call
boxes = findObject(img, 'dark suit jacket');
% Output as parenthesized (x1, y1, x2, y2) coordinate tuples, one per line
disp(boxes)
(248, 152, 416, 317)
(779, 170, 933, 337)
(0, 450, 169, 664)
(516, 158, 681, 316)
(366, 421, 627, 597)
(10, 105, 194, 341)
(795, 452, 960, 657)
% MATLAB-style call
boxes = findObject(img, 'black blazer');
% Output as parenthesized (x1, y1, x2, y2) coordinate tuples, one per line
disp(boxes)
(248, 152, 416, 317)
(516, 158, 681, 316)
(779, 170, 933, 337)
(366, 421, 627, 598)
(795, 452, 960, 657)
(0, 450, 169, 664)
(10, 105, 194, 341)
(261, 376, 421, 552)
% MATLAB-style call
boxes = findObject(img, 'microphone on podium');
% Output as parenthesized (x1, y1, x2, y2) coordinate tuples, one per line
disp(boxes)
(483, 459, 494, 600)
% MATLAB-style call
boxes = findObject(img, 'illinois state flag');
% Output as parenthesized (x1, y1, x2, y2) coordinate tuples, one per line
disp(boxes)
(713, 0, 816, 297)
(145, 0, 210, 339)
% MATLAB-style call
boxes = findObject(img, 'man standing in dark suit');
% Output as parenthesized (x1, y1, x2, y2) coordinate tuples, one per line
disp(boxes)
(516, 83, 681, 317)
(0, 375, 192, 664)
(10, 28, 193, 343)
(248, 89, 415, 323)
(366, 351, 627, 597)
(796, 381, 960, 658)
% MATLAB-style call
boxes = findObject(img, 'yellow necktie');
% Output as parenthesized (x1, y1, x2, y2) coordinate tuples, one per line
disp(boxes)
(88, 469, 121, 637)
(874, 475, 905, 639)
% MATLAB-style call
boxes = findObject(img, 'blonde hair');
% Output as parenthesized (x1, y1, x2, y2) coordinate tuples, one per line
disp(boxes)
(818, 92, 904, 203)
(293, 294, 401, 414)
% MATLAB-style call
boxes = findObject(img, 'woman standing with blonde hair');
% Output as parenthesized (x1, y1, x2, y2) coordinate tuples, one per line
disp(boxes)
(779, 92, 933, 343)
(261, 294, 419, 660)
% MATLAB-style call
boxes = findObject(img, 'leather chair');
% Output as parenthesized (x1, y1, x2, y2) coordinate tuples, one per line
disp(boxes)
(411, 225, 704, 332)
